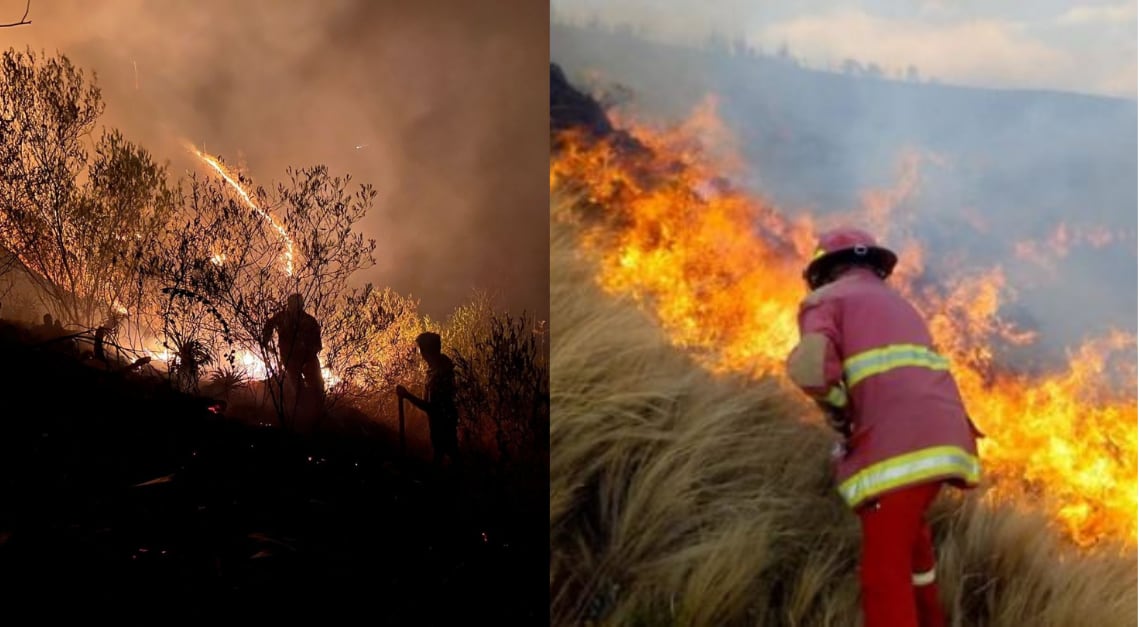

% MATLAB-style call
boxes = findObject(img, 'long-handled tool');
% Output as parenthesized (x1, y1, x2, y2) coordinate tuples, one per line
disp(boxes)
(398, 395, 406, 459)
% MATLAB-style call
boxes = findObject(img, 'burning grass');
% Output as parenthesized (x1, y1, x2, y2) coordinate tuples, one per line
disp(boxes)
(548, 64, 1136, 548)
(549, 195, 1137, 625)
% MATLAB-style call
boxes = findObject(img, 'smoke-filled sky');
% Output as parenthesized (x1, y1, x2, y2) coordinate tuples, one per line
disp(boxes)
(552, 0, 1138, 99)
(2, 0, 549, 321)
(550, 8, 1136, 364)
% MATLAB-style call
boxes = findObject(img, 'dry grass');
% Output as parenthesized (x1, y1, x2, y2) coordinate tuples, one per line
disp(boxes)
(550, 193, 1137, 627)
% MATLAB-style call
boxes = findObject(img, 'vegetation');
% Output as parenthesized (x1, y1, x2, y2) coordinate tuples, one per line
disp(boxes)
(0, 45, 548, 613)
(0, 46, 547, 458)
(550, 192, 1136, 627)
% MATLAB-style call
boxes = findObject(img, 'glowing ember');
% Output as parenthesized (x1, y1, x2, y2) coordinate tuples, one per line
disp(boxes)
(321, 363, 340, 388)
(551, 102, 1137, 547)
(186, 143, 296, 275)
(237, 350, 269, 380)
(145, 345, 173, 365)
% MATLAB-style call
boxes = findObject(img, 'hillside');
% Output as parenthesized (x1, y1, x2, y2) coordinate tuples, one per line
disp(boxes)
(551, 21, 1137, 356)
(549, 58, 1137, 627)
(0, 321, 546, 619)
(548, 191, 1137, 626)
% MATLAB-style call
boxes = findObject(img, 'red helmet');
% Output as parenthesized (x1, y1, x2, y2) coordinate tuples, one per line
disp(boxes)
(803, 227, 897, 290)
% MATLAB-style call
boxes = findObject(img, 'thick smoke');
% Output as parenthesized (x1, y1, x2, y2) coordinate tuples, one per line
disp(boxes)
(550, 17, 1136, 367)
(3, 0, 549, 321)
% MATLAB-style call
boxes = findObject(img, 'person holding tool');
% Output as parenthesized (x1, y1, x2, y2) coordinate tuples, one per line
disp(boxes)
(396, 332, 460, 468)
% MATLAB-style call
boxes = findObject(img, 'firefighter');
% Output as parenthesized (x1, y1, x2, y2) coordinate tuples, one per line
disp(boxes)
(261, 293, 325, 402)
(396, 332, 460, 468)
(39, 313, 57, 340)
(785, 227, 983, 627)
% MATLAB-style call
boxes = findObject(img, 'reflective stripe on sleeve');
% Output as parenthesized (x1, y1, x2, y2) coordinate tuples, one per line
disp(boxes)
(842, 344, 950, 388)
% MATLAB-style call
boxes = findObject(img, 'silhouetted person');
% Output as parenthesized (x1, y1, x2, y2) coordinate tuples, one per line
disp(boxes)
(261, 293, 324, 402)
(397, 332, 459, 467)
(93, 325, 109, 363)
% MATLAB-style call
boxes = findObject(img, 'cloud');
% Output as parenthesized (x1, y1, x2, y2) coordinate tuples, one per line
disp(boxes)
(552, 0, 1135, 98)
(1056, 2, 1136, 25)
(757, 9, 1075, 91)
(1099, 57, 1139, 97)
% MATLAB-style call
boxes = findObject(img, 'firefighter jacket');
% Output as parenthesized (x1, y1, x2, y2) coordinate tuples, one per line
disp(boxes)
(786, 267, 982, 509)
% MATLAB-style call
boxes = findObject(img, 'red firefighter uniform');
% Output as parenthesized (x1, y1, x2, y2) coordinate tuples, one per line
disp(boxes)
(786, 227, 982, 627)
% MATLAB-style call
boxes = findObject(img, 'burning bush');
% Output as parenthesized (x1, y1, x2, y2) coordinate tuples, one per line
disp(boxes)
(450, 305, 550, 468)
(0, 48, 177, 330)
(323, 284, 428, 395)
(0, 48, 549, 471)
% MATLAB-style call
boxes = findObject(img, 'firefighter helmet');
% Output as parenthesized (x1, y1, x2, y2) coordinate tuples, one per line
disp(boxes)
(804, 227, 897, 290)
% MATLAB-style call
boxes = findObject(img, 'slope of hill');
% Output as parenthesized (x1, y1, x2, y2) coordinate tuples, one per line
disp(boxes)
(549, 192, 1137, 626)
(551, 22, 1137, 357)
(549, 59, 1136, 627)
(0, 322, 546, 619)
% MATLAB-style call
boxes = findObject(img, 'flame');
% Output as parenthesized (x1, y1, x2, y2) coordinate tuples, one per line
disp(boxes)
(322, 364, 341, 388)
(237, 350, 339, 387)
(186, 143, 295, 276)
(145, 345, 173, 364)
(238, 350, 269, 380)
(150, 344, 338, 388)
(551, 99, 1137, 548)
(188, 147, 340, 388)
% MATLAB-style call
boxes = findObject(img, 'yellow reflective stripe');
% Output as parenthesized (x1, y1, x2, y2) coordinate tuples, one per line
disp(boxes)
(842, 344, 950, 388)
(912, 569, 936, 586)
(812, 248, 828, 260)
(824, 385, 848, 408)
(838, 445, 981, 507)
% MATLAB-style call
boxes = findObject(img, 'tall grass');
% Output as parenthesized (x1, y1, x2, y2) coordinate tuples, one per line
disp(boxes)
(550, 193, 1136, 626)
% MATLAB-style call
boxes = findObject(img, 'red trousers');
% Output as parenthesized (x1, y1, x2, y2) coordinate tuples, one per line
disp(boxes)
(857, 481, 945, 627)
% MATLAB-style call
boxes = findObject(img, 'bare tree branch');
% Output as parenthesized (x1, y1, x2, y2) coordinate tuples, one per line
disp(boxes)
(0, 0, 31, 28)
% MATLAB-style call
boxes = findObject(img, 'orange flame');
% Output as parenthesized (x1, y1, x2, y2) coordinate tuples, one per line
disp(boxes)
(186, 143, 295, 276)
(551, 99, 1137, 548)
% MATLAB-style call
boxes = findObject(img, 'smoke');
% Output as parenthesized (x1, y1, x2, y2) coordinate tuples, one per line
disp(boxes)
(3, 0, 549, 321)
(550, 1, 1137, 98)
(550, 16, 1136, 366)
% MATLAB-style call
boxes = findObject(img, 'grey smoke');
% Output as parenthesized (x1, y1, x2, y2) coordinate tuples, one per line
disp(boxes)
(551, 19, 1136, 372)
(5, 0, 549, 322)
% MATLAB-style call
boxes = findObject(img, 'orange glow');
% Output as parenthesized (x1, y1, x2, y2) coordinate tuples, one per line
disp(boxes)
(186, 143, 296, 276)
(551, 99, 1137, 548)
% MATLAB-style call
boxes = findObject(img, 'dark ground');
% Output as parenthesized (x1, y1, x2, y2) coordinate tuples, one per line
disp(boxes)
(0, 322, 548, 621)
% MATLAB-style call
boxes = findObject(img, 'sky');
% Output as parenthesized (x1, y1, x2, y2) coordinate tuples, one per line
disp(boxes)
(551, 0, 1138, 99)
(549, 2, 1136, 359)
(1, 0, 550, 321)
